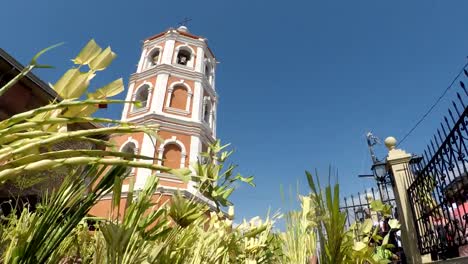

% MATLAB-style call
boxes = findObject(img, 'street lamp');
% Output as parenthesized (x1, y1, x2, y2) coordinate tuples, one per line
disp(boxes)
(361, 132, 394, 202)
(371, 161, 387, 181)
(371, 161, 390, 202)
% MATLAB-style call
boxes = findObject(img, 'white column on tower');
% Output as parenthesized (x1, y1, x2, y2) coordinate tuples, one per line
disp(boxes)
(192, 81, 203, 122)
(189, 135, 202, 165)
(151, 73, 169, 114)
(195, 47, 204, 73)
(121, 82, 135, 121)
(212, 101, 217, 137)
(161, 39, 175, 65)
(137, 48, 148, 73)
(135, 133, 156, 189)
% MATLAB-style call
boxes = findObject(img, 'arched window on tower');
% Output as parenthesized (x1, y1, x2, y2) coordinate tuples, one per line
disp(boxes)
(205, 64, 211, 78)
(169, 85, 188, 110)
(162, 144, 182, 169)
(203, 100, 211, 124)
(133, 84, 150, 111)
(121, 142, 137, 174)
(176, 49, 191, 66)
(148, 49, 161, 67)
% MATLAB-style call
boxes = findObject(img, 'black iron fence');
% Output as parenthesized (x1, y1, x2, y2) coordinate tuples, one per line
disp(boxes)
(406, 78, 468, 258)
(340, 184, 397, 228)
(341, 182, 405, 262)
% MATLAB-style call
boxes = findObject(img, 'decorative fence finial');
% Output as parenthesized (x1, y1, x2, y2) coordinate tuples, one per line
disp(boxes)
(384, 137, 397, 150)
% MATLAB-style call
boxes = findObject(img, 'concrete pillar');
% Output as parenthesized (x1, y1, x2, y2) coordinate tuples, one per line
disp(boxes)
(385, 137, 431, 263)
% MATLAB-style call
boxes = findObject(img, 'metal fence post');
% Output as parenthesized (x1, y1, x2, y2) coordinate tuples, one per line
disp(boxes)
(385, 136, 431, 263)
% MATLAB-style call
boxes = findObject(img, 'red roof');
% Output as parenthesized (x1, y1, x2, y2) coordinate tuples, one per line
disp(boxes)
(145, 28, 201, 41)
(144, 29, 216, 59)
(145, 31, 166, 41)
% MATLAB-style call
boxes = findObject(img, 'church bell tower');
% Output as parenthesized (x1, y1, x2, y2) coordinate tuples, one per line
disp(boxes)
(91, 26, 218, 214)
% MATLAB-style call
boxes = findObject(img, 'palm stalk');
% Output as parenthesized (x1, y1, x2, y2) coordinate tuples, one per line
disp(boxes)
(0, 40, 317, 264)
(306, 171, 351, 264)
(1, 165, 122, 263)
(0, 99, 136, 129)
(282, 195, 317, 264)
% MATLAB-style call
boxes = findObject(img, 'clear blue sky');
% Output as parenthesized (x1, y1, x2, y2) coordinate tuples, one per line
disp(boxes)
(2, 0, 468, 220)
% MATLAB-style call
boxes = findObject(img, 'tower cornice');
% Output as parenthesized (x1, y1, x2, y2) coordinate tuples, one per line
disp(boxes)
(144, 30, 216, 60)
(125, 112, 216, 141)
(144, 31, 204, 48)
(129, 64, 218, 99)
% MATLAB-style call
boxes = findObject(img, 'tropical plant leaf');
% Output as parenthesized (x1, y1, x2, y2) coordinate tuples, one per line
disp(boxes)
(72, 39, 102, 65)
(89, 47, 116, 71)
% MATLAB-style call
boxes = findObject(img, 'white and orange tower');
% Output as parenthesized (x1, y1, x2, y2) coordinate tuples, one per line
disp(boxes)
(91, 26, 218, 214)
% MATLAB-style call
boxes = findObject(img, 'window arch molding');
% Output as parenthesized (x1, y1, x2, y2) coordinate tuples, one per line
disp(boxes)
(165, 81, 193, 113)
(204, 57, 215, 85)
(202, 96, 213, 126)
(145, 46, 163, 68)
(157, 136, 187, 169)
(173, 44, 195, 68)
(119, 138, 139, 153)
(131, 81, 153, 112)
(120, 138, 140, 174)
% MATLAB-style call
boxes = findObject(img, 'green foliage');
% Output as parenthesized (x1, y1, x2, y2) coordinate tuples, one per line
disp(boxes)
(281, 195, 317, 263)
(0, 165, 121, 263)
(307, 171, 401, 264)
(0, 40, 186, 263)
(192, 140, 255, 209)
(0, 40, 188, 190)
(307, 171, 351, 264)
(0, 43, 61, 97)
(0, 41, 402, 264)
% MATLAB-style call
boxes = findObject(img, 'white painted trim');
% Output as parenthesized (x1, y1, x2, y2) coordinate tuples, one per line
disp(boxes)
(151, 73, 169, 113)
(135, 133, 157, 189)
(165, 107, 190, 116)
(165, 81, 193, 112)
(122, 112, 216, 139)
(121, 184, 130, 193)
(122, 82, 135, 121)
(203, 47, 215, 61)
(130, 110, 197, 123)
(212, 101, 217, 137)
(128, 64, 218, 99)
(119, 137, 140, 153)
(172, 44, 195, 68)
(137, 49, 148, 73)
(195, 47, 204, 73)
(120, 115, 216, 144)
(203, 57, 213, 80)
(128, 106, 149, 116)
(161, 39, 175, 65)
(131, 81, 153, 112)
(145, 32, 208, 52)
(189, 135, 201, 166)
(143, 37, 167, 49)
(120, 137, 140, 174)
(143, 45, 163, 70)
(142, 31, 216, 61)
(202, 49, 216, 90)
(202, 97, 213, 128)
(192, 81, 203, 122)
(174, 44, 195, 56)
(157, 136, 187, 169)
(157, 173, 185, 183)
(102, 185, 217, 210)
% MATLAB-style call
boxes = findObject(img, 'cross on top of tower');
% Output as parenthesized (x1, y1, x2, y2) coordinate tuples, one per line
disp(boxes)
(177, 17, 192, 27)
